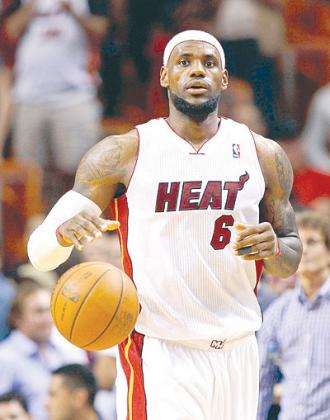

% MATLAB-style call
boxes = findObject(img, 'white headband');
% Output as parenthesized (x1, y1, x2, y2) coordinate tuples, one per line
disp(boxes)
(163, 30, 226, 69)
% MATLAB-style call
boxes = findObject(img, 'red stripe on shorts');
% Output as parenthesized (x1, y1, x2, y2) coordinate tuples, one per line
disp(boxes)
(119, 331, 147, 420)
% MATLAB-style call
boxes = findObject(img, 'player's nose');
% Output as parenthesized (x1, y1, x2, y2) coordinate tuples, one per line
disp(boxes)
(189, 60, 206, 77)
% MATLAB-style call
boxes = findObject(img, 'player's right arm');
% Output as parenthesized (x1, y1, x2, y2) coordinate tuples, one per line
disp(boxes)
(28, 130, 138, 271)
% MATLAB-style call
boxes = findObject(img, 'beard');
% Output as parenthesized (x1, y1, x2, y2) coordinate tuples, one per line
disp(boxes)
(170, 92, 220, 120)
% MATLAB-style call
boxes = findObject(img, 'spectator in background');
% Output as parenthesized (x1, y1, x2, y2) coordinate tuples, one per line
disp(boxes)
(46, 364, 100, 420)
(257, 271, 296, 313)
(0, 392, 31, 420)
(302, 83, 330, 174)
(214, 0, 282, 133)
(0, 270, 15, 341)
(0, 0, 108, 181)
(0, 252, 16, 341)
(257, 210, 330, 420)
(0, 58, 12, 160)
(93, 348, 117, 420)
(172, 0, 219, 33)
(220, 77, 267, 135)
(127, 0, 159, 84)
(272, 119, 330, 213)
(0, 280, 88, 420)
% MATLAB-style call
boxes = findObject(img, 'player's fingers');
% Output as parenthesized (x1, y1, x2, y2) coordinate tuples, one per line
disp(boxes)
(61, 229, 84, 251)
(234, 222, 252, 231)
(234, 224, 261, 240)
(72, 221, 98, 241)
(75, 218, 104, 239)
(91, 219, 120, 233)
(232, 231, 274, 250)
(86, 214, 120, 232)
(237, 242, 275, 260)
(63, 222, 99, 250)
(233, 240, 273, 256)
(235, 223, 273, 241)
(102, 220, 120, 232)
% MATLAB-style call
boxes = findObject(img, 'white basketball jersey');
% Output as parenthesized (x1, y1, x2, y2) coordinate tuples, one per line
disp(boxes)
(112, 117, 265, 348)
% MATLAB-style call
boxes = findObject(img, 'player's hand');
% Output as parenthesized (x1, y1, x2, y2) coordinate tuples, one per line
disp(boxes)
(232, 222, 279, 260)
(56, 211, 120, 251)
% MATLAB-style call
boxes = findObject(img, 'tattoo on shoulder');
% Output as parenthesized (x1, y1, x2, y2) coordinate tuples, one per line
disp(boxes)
(75, 137, 126, 190)
(274, 145, 293, 193)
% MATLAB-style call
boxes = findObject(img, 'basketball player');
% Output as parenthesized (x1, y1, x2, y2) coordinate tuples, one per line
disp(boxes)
(28, 30, 302, 420)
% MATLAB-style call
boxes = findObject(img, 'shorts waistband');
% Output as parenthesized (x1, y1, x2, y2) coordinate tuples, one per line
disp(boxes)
(172, 333, 256, 352)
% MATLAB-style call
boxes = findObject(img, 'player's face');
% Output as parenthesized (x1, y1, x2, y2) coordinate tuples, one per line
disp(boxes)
(46, 375, 74, 420)
(297, 227, 330, 280)
(160, 41, 228, 116)
(0, 401, 30, 420)
(17, 290, 53, 344)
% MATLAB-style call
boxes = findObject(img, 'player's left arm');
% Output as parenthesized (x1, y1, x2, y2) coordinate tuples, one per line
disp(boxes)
(233, 135, 302, 278)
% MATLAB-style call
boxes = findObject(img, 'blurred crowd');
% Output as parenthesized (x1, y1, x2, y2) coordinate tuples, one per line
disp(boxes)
(0, 0, 329, 419)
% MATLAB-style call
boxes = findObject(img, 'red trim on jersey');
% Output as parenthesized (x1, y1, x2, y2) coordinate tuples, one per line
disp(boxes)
(163, 117, 222, 154)
(254, 260, 264, 295)
(110, 195, 134, 280)
(119, 331, 147, 420)
(126, 128, 140, 193)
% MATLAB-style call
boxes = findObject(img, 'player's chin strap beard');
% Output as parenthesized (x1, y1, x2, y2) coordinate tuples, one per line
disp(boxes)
(170, 92, 220, 121)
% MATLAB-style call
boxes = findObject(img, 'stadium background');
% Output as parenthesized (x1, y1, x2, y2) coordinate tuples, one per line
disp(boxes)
(0, 1, 329, 419)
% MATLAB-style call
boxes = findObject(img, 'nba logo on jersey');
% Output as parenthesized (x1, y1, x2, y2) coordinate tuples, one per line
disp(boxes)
(232, 143, 240, 158)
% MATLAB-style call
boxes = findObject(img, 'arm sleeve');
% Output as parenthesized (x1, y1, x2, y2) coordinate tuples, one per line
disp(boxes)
(28, 190, 102, 272)
(256, 302, 282, 420)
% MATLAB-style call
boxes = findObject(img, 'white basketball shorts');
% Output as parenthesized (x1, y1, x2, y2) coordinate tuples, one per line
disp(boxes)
(116, 331, 259, 420)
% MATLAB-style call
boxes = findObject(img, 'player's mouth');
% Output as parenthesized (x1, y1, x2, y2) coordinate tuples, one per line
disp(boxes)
(185, 82, 209, 95)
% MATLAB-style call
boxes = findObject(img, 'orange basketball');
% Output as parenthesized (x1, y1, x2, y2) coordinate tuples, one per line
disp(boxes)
(51, 262, 139, 351)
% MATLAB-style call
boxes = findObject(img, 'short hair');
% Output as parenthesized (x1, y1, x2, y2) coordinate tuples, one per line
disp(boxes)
(53, 364, 97, 406)
(0, 392, 29, 413)
(9, 279, 46, 327)
(296, 210, 330, 249)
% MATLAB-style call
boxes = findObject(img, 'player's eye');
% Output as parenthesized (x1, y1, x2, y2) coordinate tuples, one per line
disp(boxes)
(205, 60, 215, 68)
(179, 59, 189, 66)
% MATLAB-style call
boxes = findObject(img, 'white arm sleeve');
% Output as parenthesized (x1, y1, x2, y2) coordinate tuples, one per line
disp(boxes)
(28, 190, 102, 272)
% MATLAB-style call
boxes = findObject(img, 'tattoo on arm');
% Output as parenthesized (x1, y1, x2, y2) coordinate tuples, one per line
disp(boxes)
(75, 138, 126, 194)
(255, 137, 302, 276)
(274, 147, 293, 193)
(260, 142, 296, 237)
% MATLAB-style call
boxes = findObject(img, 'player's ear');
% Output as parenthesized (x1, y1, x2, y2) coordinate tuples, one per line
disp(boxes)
(221, 69, 229, 91)
(160, 66, 169, 88)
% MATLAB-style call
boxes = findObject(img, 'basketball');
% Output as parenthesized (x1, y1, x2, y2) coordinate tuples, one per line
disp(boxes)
(51, 262, 139, 351)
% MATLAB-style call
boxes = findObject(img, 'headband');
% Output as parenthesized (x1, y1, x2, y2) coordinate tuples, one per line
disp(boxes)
(163, 30, 226, 69)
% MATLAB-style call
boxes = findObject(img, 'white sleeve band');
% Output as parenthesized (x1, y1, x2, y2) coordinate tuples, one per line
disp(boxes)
(28, 190, 102, 272)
